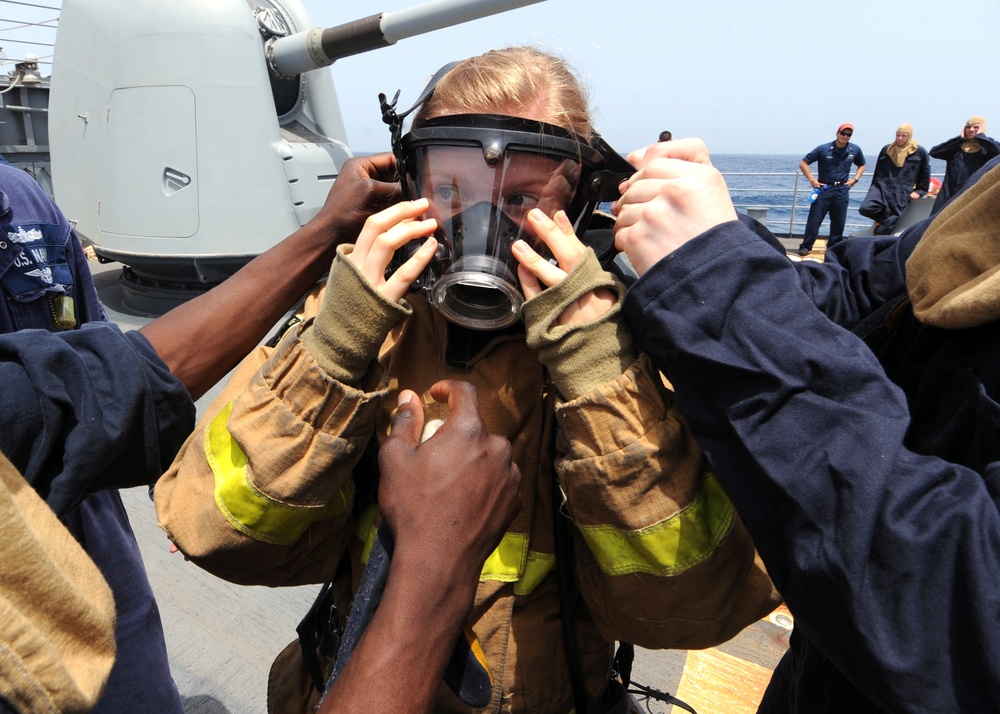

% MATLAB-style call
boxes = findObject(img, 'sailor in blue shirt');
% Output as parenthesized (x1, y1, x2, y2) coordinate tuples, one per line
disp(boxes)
(797, 123, 866, 255)
(0, 165, 106, 331)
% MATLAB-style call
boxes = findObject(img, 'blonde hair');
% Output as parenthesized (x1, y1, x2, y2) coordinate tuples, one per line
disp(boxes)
(415, 46, 593, 142)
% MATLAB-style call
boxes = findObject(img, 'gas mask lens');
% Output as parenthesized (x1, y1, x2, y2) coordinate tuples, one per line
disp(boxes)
(395, 139, 591, 331)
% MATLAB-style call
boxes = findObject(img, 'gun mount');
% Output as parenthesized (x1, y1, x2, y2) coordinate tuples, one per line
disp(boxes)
(49, 0, 544, 313)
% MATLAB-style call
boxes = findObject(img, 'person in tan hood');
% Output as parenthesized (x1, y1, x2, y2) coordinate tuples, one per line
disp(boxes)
(930, 115, 1000, 214)
(859, 122, 930, 235)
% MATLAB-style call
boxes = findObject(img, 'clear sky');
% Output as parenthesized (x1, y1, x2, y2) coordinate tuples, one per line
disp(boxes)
(5, 0, 999, 156)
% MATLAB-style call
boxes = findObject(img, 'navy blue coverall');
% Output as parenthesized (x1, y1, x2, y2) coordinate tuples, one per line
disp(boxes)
(859, 144, 930, 235)
(623, 158, 1000, 712)
(0, 164, 190, 714)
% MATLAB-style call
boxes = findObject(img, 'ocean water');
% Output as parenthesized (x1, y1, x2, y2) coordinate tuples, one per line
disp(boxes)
(712, 154, 947, 238)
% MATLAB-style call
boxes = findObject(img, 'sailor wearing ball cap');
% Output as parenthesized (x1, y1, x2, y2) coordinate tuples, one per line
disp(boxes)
(796, 123, 867, 255)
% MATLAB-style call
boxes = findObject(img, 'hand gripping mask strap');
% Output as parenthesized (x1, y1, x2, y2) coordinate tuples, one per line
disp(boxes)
(378, 60, 461, 176)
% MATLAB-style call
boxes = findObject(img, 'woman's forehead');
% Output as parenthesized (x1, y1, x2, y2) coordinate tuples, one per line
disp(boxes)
(420, 146, 570, 175)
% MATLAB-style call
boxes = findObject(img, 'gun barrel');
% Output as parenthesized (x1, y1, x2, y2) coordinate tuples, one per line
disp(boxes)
(268, 0, 545, 77)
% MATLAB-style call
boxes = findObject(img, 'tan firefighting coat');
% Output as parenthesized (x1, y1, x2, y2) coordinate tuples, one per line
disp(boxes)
(0, 453, 116, 714)
(155, 247, 778, 713)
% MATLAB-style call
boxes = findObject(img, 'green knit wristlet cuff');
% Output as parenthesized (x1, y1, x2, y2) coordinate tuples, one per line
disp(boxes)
(304, 244, 411, 383)
(522, 248, 636, 400)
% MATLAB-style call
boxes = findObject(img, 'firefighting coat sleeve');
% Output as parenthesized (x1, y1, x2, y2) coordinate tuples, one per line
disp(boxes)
(0, 452, 116, 714)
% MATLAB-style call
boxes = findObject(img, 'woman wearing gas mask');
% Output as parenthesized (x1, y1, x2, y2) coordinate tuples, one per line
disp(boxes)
(155, 47, 778, 713)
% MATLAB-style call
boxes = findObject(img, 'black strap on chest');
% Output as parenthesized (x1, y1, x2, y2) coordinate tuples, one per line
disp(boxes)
(295, 434, 382, 691)
(551, 456, 591, 713)
(445, 319, 524, 370)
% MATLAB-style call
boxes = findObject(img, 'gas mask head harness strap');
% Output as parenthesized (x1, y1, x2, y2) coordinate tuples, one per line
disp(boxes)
(377, 63, 635, 331)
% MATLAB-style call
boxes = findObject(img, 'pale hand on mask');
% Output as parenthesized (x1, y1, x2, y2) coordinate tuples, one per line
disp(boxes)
(613, 137, 738, 277)
(348, 198, 439, 303)
(511, 208, 615, 326)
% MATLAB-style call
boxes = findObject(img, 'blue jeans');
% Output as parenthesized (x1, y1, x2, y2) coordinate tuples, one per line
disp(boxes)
(800, 186, 849, 250)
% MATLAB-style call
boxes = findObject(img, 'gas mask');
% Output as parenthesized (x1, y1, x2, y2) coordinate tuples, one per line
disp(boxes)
(380, 77, 633, 331)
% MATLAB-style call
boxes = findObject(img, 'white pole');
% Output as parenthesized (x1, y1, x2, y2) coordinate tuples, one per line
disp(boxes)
(268, 0, 546, 77)
(381, 0, 545, 43)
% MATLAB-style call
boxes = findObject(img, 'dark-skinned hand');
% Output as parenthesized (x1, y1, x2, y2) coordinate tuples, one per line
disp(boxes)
(378, 380, 521, 579)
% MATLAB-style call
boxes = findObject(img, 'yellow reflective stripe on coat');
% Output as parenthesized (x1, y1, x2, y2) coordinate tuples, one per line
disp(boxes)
(479, 533, 528, 582)
(357, 509, 553, 595)
(512, 550, 555, 596)
(355, 505, 378, 563)
(577, 471, 735, 576)
(207, 402, 352, 545)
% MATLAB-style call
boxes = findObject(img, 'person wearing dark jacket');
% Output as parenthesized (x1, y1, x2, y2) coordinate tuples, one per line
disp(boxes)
(611, 136, 1000, 712)
(859, 122, 930, 235)
(0, 323, 184, 714)
(929, 115, 1000, 215)
(0, 162, 188, 713)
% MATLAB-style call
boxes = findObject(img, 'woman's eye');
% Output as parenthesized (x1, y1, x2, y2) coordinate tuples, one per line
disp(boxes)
(505, 192, 540, 212)
(436, 185, 457, 202)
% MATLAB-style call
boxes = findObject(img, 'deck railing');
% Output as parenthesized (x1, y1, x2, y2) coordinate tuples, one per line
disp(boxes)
(723, 170, 945, 238)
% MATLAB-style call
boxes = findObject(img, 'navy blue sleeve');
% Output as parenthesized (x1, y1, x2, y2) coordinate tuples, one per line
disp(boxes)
(929, 135, 961, 160)
(736, 209, 918, 328)
(853, 145, 866, 166)
(790, 222, 924, 326)
(871, 146, 888, 182)
(0, 322, 195, 517)
(622, 221, 1000, 711)
(980, 135, 1000, 159)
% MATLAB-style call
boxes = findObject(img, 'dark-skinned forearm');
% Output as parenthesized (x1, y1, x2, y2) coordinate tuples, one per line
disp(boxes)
(138, 218, 339, 400)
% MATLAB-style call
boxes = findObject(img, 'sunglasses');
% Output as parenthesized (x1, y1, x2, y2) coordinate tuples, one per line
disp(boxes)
(839, 131, 853, 137)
